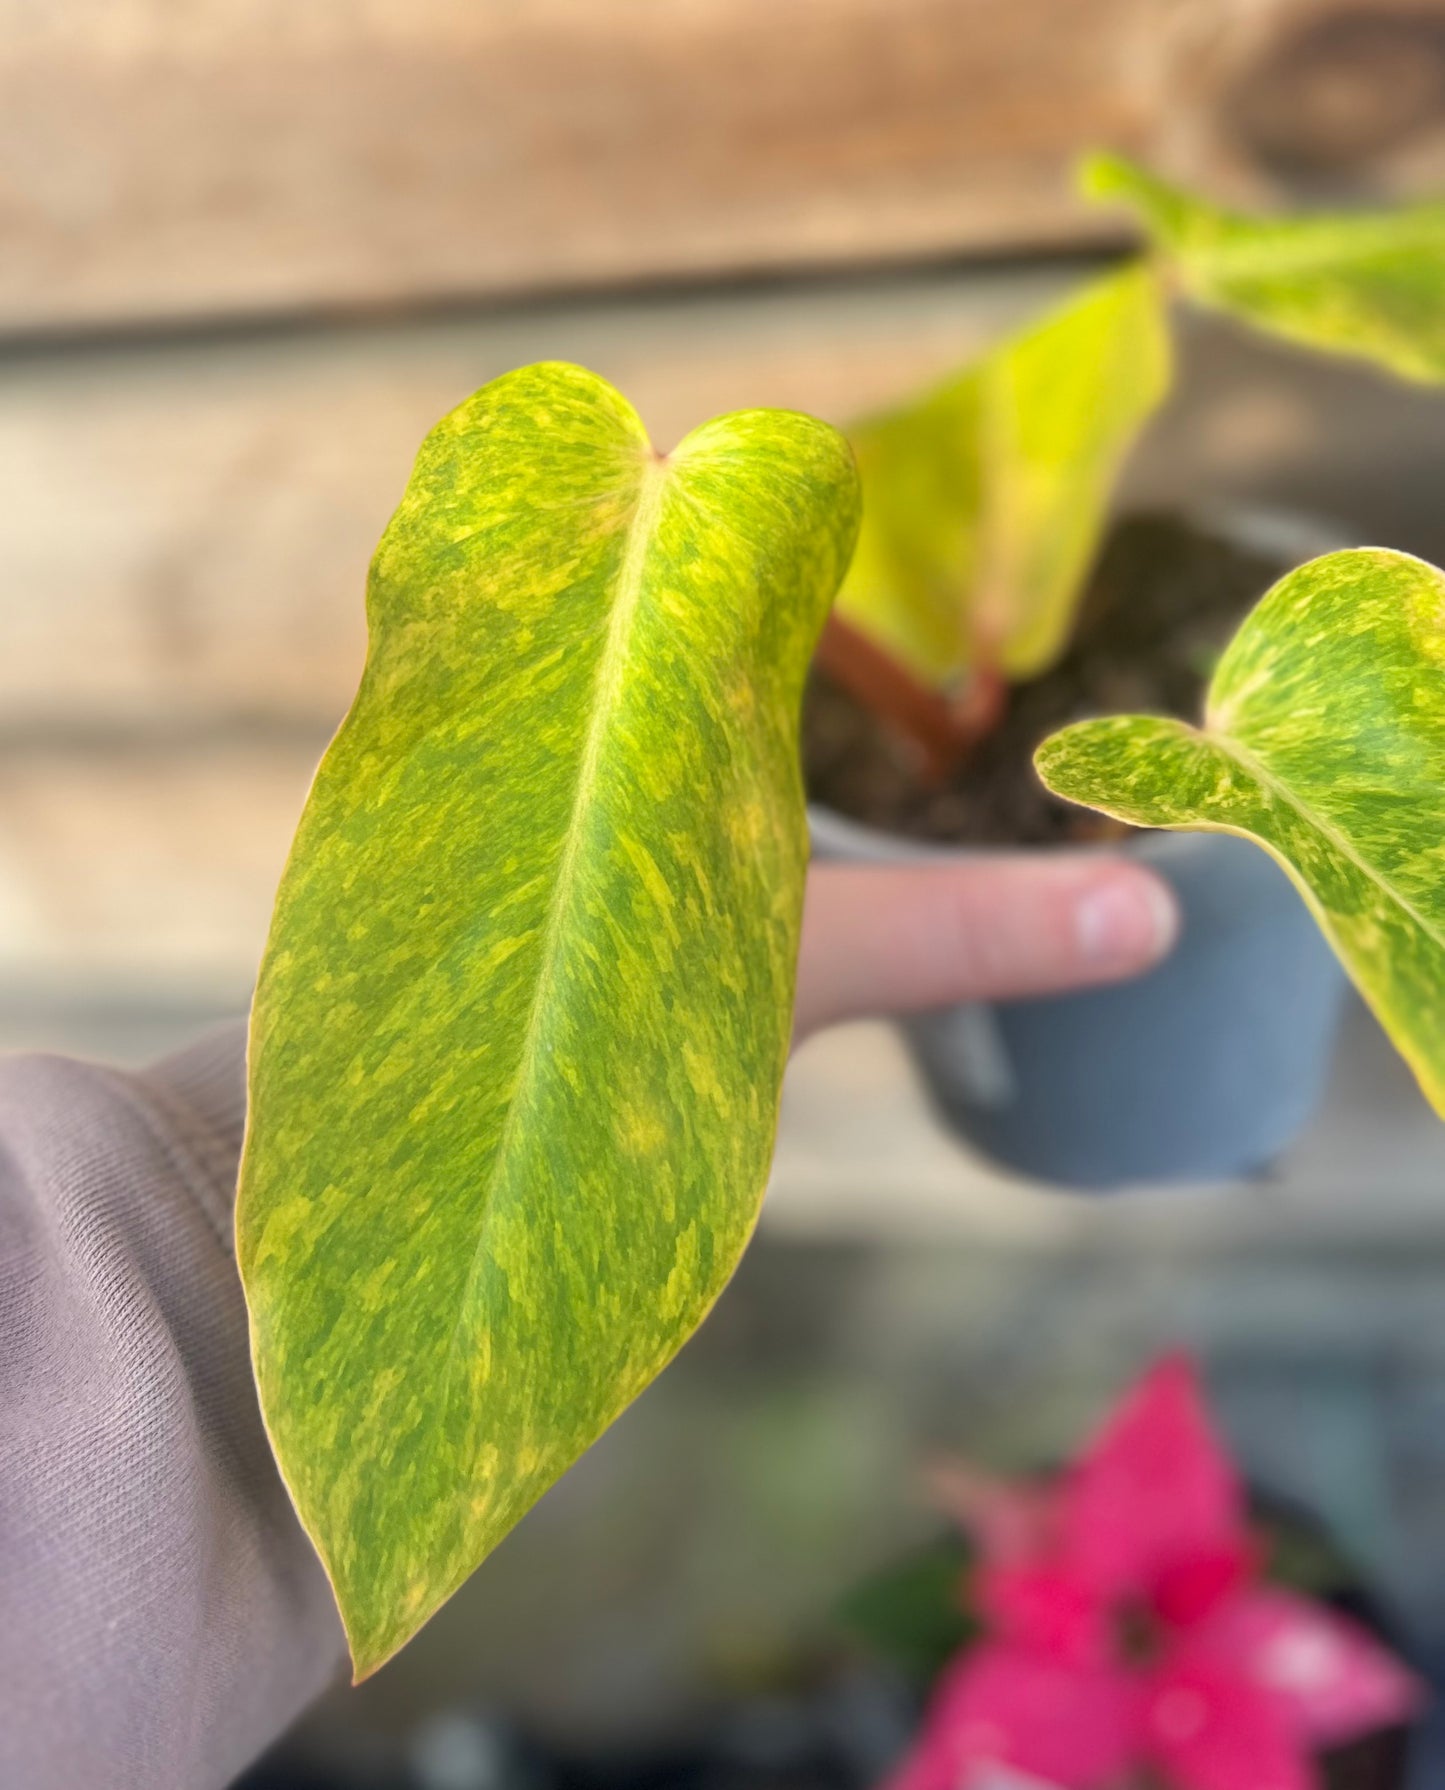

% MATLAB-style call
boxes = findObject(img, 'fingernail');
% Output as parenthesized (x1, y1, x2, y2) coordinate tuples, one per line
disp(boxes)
(1074, 875, 1179, 967)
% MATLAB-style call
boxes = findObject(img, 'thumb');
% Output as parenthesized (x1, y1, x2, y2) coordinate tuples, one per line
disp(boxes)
(794, 858, 1179, 1042)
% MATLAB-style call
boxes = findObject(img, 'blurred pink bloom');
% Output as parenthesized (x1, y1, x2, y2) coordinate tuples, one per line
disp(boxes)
(884, 1355, 1422, 1790)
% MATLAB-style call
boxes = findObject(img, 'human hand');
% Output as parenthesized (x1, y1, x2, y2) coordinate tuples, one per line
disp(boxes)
(793, 858, 1179, 1043)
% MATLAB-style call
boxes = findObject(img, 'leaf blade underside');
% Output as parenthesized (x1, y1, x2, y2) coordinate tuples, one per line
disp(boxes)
(1035, 548, 1445, 1115)
(236, 362, 860, 1677)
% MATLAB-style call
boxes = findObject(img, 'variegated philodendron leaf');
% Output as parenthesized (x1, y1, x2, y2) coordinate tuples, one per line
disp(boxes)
(834, 261, 1171, 688)
(236, 362, 860, 1677)
(1035, 548, 1445, 1115)
(1085, 152, 1445, 382)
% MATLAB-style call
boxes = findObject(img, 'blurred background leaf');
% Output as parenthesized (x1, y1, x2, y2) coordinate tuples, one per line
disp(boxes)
(836, 263, 1172, 689)
(1088, 151, 1445, 383)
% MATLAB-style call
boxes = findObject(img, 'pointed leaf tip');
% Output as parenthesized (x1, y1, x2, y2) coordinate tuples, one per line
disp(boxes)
(1077, 149, 1149, 204)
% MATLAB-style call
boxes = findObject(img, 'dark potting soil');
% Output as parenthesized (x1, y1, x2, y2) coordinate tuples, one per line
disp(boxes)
(801, 511, 1286, 848)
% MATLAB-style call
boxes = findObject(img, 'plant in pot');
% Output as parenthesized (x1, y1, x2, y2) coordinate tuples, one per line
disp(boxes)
(803, 155, 1445, 1188)
(844, 1355, 1425, 1790)
(238, 347, 1445, 1688)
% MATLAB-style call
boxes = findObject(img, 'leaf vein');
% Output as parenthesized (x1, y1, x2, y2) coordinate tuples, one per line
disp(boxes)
(1209, 730, 1445, 954)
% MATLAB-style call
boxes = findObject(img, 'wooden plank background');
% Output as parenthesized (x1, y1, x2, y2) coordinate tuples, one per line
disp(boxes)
(6, 0, 1445, 334)
(4, 0, 1445, 1048)
(0, 266, 1068, 733)
(7, 278, 1445, 1019)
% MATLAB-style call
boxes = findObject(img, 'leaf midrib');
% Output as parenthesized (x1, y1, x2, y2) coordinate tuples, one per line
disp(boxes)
(1181, 214, 1445, 281)
(1207, 727, 1445, 955)
(446, 448, 671, 1367)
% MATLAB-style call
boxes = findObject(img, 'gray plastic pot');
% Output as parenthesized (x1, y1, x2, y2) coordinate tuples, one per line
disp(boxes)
(806, 511, 1351, 1191)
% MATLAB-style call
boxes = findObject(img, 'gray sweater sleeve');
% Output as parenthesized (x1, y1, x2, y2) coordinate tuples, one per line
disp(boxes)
(0, 1023, 346, 1789)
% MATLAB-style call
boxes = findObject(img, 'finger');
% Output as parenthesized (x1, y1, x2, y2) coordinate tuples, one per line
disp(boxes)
(793, 858, 1179, 1041)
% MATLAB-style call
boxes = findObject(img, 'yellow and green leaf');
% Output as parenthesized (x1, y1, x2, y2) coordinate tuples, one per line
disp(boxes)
(835, 261, 1171, 689)
(236, 362, 860, 1677)
(1035, 548, 1445, 1114)
(1086, 152, 1445, 382)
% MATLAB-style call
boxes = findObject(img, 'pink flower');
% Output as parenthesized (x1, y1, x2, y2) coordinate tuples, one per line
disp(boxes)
(885, 1355, 1422, 1790)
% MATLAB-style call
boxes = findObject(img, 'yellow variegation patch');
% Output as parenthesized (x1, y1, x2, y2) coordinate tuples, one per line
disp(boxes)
(1036, 548, 1445, 1115)
(835, 262, 1171, 688)
(237, 363, 859, 1677)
